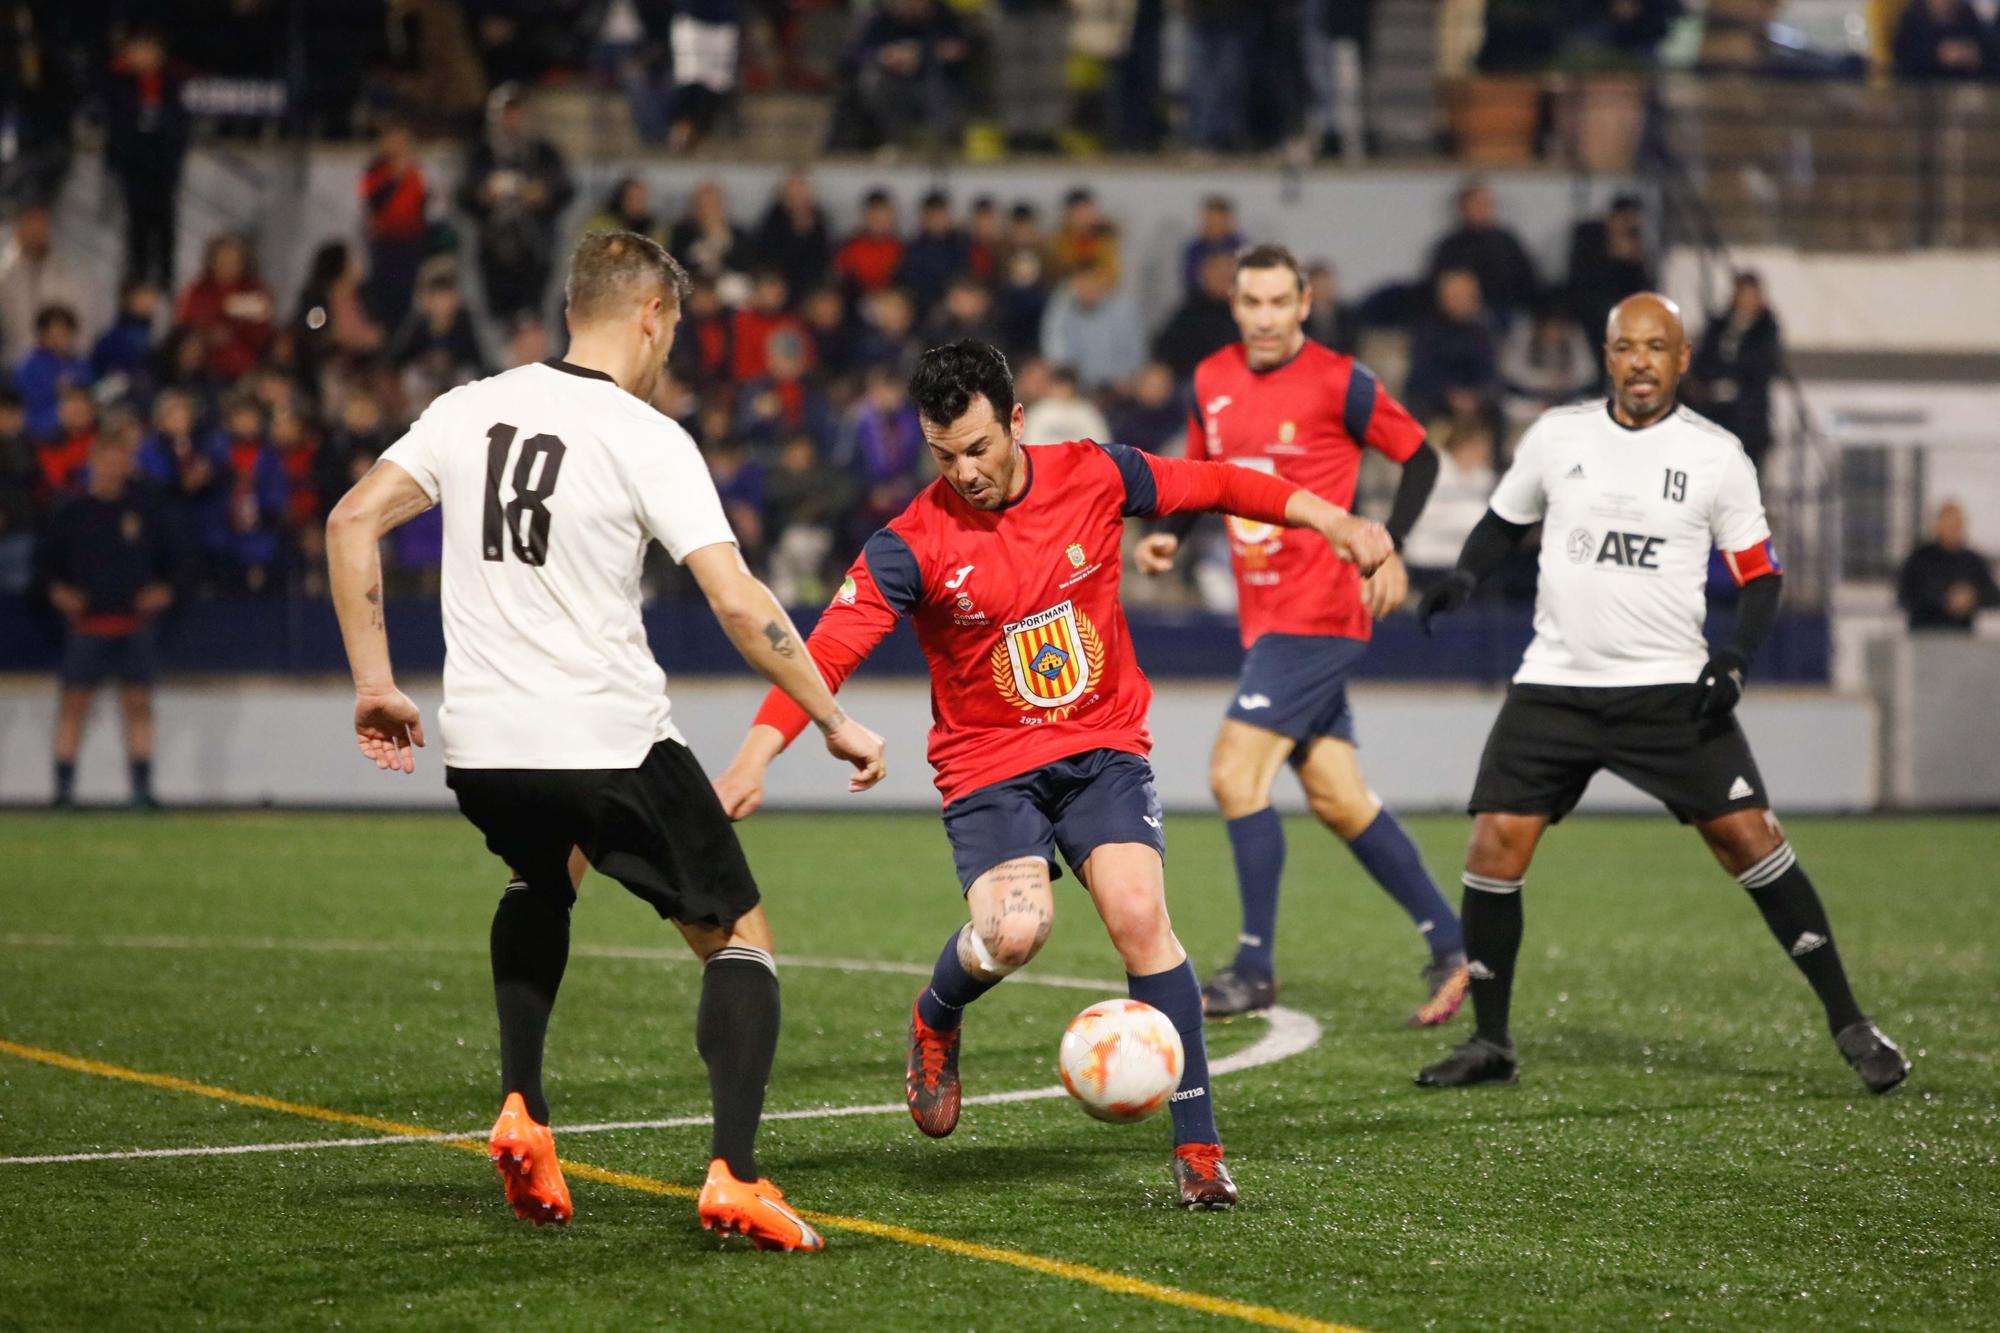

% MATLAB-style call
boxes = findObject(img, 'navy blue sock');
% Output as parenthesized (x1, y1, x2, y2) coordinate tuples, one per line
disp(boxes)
(53, 761, 76, 803)
(916, 927, 998, 1031)
(1128, 959, 1218, 1146)
(1347, 808, 1463, 961)
(129, 759, 153, 802)
(1225, 808, 1286, 978)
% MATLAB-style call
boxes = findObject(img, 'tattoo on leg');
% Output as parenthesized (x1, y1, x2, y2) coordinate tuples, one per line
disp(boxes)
(761, 620, 797, 658)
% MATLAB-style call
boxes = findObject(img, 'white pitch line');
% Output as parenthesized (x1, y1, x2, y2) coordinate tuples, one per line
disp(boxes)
(0, 931, 1322, 1168)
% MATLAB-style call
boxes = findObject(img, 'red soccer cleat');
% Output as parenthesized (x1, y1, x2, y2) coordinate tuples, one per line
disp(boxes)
(488, 1092, 573, 1226)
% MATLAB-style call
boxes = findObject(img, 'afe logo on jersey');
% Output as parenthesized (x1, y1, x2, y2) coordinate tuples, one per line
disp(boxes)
(991, 599, 1106, 716)
(1571, 529, 1666, 569)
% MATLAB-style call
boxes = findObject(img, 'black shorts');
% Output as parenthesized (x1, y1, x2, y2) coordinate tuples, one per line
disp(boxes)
(445, 739, 759, 928)
(60, 629, 158, 688)
(1469, 683, 1770, 825)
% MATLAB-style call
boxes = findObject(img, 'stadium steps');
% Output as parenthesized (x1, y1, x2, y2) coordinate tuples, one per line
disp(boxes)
(1369, 0, 1446, 156)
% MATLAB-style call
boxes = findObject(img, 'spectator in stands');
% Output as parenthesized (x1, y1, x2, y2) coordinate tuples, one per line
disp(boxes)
(1400, 389, 1499, 587)
(1898, 500, 2000, 631)
(269, 405, 324, 583)
(1022, 363, 1112, 446)
(587, 176, 671, 247)
(1566, 194, 1652, 341)
(800, 283, 861, 380)
(318, 390, 393, 501)
(36, 386, 98, 501)
(359, 122, 432, 328)
(1404, 267, 1499, 420)
(152, 325, 217, 420)
(1428, 178, 1540, 321)
(925, 274, 1000, 346)
(899, 190, 972, 317)
(1304, 261, 1361, 356)
(0, 390, 33, 593)
(90, 280, 160, 400)
(731, 270, 806, 383)
(1687, 271, 1783, 469)
(138, 389, 221, 553)
(1185, 2, 1254, 150)
(855, 287, 921, 378)
(44, 421, 177, 808)
(1154, 251, 1240, 381)
(458, 85, 575, 325)
(993, 204, 1053, 358)
(666, 0, 743, 151)
(832, 0, 973, 152)
(103, 27, 188, 289)
(390, 272, 491, 397)
(16, 306, 90, 441)
(765, 432, 854, 604)
(292, 241, 385, 392)
(1893, 0, 2000, 80)
(1050, 187, 1120, 281)
(754, 173, 833, 299)
(835, 364, 926, 535)
(205, 394, 288, 592)
(175, 234, 276, 385)
(1182, 196, 1244, 293)
(733, 328, 836, 454)
(592, 0, 673, 144)
(669, 276, 736, 391)
(1499, 299, 1595, 431)
(966, 196, 1001, 280)
(1040, 262, 1145, 392)
(0, 204, 97, 367)
(707, 435, 767, 563)
(670, 179, 753, 283)
(835, 189, 905, 296)
(1108, 361, 1185, 455)
(501, 314, 552, 370)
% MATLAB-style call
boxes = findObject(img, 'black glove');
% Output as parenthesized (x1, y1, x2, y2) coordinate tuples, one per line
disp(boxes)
(1693, 649, 1746, 719)
(1417, 571, 1475, 636)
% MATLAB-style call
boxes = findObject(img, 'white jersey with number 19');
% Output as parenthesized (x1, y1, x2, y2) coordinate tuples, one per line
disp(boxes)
(1490, 399, 1772, 689)
(380, 359, 736, 769)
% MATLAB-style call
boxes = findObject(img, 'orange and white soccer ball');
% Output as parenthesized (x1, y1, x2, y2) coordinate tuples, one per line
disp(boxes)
(1057, 999, 1185, 1124)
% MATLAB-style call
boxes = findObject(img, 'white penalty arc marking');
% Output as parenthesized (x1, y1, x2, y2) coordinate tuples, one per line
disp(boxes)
(0, 932, 1321, 1168)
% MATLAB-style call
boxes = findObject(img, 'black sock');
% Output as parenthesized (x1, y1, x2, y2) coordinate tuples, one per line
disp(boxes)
(696, 946, 780, 1183)
(130, 759, 153, 801)
(1461, 874, 1524, 1047)
(1736, 845, 1865, 1035)
(54, 761, 75, 803)
(489, 878, 573, 1123)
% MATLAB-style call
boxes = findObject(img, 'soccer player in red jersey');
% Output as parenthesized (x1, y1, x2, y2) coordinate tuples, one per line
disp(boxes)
(1136, 244, 1470, 1026)
(714, 341, 1391, 1208)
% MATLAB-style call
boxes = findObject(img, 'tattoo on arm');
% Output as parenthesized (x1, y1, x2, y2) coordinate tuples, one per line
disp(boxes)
(814, 705, 849, 735)
(364, 582, 384, 630)
(761, 620, 797, 658)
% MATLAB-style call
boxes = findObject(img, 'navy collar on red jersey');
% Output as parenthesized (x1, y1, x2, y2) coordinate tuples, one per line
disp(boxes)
(543, 357, 615, 383)
(1243, 337, 1314, 377)
(993, 447, 1035, 511)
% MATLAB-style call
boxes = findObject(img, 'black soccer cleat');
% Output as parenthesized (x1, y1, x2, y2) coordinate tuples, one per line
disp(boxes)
(906, 999, 963, 1137)
(1172, 1143, 1239, 1210)
(1200, 965, 1277, 1018)
(1415, 1035, 1520, 1088)
(1835, 1020, 1911, 1095)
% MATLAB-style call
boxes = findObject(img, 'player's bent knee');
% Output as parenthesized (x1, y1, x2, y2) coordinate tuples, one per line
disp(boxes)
(1207, 761, 1261, 819)
(1466, 816, 1538, 881)
(964, 918, 1040, 976)
(1309, 789, 1378, 841)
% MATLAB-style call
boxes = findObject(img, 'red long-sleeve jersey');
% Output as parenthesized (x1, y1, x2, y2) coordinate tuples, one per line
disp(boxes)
(1189, 340, 1426, 646)
(755, 440, 1301, 805)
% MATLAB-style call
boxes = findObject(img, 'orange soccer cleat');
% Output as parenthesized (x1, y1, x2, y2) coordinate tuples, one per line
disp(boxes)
(697, 1158, 825, 1252)
(488, 1092, 574, 1226)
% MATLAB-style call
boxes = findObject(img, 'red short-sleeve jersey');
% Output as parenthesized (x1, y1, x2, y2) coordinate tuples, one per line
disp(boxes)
(1188, 340, 1426, 646)
(755, 440, 1300, 804)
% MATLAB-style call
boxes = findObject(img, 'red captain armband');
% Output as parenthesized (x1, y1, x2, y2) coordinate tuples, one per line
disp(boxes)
(1722, 540, 1782, 585)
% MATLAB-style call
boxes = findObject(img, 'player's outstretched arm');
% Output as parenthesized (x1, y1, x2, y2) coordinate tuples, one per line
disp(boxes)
(326, 460, 435, 773)
(684, 542, 886, 800)
(1416, 508, 1535, 635)
(1111, 445, 1390, 574)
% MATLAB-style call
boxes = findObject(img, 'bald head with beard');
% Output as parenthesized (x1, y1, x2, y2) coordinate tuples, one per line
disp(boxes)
(1604, 293, 1690, 428)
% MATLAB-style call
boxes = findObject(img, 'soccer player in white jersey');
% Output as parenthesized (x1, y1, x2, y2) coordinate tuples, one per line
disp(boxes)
(325, 232, 886, 1250)
(1412, 293, 1910, 1095)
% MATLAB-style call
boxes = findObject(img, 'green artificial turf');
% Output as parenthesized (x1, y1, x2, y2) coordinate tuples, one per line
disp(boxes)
(0, 811, 1994, 1331)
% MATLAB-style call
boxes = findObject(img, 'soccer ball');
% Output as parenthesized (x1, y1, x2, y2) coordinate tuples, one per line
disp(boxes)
(1057, 999, 1185, 1124)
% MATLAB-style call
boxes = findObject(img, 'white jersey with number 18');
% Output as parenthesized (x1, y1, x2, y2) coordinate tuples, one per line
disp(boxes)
(380, 360, 736, 769)
(1489, 399, 1772, 688)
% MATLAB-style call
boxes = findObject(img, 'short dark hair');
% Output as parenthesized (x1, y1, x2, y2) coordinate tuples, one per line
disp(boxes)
(35, 304, 78, 334)
(908, 341, 1015, 429)
(564, 230, 691, 322)
(1234, 243, 1306, 292)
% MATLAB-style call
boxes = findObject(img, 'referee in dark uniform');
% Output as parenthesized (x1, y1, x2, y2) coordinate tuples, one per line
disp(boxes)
(43, 417, 178, 807)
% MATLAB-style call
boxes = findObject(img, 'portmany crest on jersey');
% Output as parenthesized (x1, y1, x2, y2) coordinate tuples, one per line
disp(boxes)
(991, 599, 1106, 716)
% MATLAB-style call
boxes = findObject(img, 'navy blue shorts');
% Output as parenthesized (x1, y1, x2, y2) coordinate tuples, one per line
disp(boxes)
(59, 630, 158, 688)
(940, 748, 1165, 891)
(1225, 632, 1367, 759)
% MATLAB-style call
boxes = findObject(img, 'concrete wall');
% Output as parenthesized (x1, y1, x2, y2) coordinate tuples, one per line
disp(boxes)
(0, 677, 1876, 813)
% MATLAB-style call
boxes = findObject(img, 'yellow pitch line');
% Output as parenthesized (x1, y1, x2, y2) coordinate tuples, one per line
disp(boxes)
(0, 1038, 1366, 1333)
